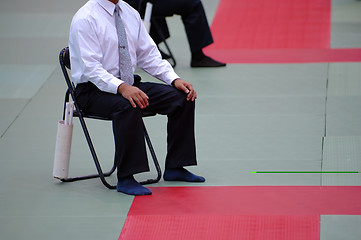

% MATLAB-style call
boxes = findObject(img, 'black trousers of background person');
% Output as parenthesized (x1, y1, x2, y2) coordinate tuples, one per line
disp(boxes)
(125, 0, 214, 53)
(75, 81, 197, 179)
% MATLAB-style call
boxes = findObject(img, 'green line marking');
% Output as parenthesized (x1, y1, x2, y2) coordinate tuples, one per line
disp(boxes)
(251, 171, 358, 174)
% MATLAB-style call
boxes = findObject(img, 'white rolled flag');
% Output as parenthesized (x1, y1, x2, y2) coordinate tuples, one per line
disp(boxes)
(53, 120, 73, 179)
(143, 2, 153, 33)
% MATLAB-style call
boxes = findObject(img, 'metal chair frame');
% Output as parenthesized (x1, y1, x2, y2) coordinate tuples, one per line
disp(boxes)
(151, 18, 177, 67)
(58, 47, 161, 189)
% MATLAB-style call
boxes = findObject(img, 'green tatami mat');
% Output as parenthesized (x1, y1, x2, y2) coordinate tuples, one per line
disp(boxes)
(331, 0, 361, 49)
(196, 114, 325, 136)
(197, 96, 325, 115)
(0, 99, 28, 137)
(0, 13, 72, 39)
(0, 216, 127, 240)
(0, 68, 133, 240)
(142, 116, 323, 162)
(187, 159, 322, 186)
(321, 215, 361, 240)
(182, 64, 328, 97)
(322, 136, 361, 186)
(332, 0, 361, 23)
(326, 62, 361, 136)
(326, 96, 361, 136)
(328, 63, 361, 97)
(0, 64, 56, 137)
(331, 22, 361, 48)
(197, 135, 323, 161)
(0, 64, 55, 98)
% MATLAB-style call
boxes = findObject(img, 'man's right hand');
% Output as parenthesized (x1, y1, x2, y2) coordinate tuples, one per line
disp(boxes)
(117, 83, 149, 109)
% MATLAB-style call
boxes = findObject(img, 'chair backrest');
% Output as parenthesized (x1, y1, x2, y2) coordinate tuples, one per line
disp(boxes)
(58, 47, 149, 120)
(59, 47, 74, 93)
(61, 47, 71, 69)
(59, 47, 114, 121)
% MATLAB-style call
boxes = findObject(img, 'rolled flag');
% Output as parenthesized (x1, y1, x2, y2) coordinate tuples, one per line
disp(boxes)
(143, 2, 153, 33)
(53, 101, 74, 179)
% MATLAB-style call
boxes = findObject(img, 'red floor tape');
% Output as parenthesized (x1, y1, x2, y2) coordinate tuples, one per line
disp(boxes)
(119, 186, 361, 240)
(205, 48, 361, 64)
(204, 0, 361, 63)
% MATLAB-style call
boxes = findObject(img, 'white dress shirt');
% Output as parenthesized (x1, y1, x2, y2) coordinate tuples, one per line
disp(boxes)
(69, 0, 179, 94)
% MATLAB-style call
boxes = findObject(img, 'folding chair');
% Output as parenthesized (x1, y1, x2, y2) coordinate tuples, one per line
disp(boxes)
(58, 47, 162, 189)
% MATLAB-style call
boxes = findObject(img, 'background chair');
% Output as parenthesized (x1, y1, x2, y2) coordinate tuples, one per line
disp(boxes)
(128, 0, 176, 67)
(58, 47, 161, 189)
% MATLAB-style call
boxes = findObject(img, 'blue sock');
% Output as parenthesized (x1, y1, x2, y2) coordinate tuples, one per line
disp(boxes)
(163, 168, 205, 182)
(116, 176, 152, 196)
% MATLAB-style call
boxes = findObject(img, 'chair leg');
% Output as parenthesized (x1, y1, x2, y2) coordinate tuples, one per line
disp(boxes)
(61, 112, 162, 189)
(61, 113, 117, 189)
(62, 89, 70, 121)
(161, 38, 176, 68)
(139, 122, 162, 185)
(152, 19, 177, 67)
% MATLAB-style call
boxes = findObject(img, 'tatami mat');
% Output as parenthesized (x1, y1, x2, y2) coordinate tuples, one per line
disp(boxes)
(1, 0, 361, 239)
(120, 215, 320, 240)
(321, 215, 361, 240)
(332, 0, 361, 23)
(0, 64, 56, 98)
(197, 96, 326, 115)
(331, 23, 361, 48)
(328, 63, 361, 97)
(322, 136, 361, 186)
(197, 135, 323, 161)
(326, 96, 361, 136)
(192, 160, 322, 186)
(331, 0, 361, 48)
(0, 99, 27, 137)
(0, 14, 71, 38)
(324, 60, 361, 186)
(0, 216, 126, 240)
(119, 186, 361, 239)
(185, 64, 329, 96)
(0, 69, 132, 240)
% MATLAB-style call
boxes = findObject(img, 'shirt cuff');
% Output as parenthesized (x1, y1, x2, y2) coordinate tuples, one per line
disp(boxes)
(164, 72, 180, 86)
(108, 77, 124, 94)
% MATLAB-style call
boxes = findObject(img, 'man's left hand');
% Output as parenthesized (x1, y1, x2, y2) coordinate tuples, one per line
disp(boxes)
(172, 79, 197, 101)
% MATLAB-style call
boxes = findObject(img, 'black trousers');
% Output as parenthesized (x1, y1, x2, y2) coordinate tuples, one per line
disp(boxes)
(75, 81, 197, 179)
(126, 0, 213, 53)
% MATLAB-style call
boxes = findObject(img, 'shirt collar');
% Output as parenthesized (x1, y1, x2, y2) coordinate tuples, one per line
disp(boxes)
(96, 0, 122, 16)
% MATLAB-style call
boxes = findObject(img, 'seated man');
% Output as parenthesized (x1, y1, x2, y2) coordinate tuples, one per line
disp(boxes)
(125, 0, 226, 68)
(69, 0, 205, 196)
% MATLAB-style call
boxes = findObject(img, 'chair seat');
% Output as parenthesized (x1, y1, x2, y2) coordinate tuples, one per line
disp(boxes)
(74, 109, 157, 121)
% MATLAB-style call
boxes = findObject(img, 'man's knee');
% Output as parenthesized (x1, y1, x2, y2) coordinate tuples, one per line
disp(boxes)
(111, 96, 141, 117)
(167, 86, 189, 107)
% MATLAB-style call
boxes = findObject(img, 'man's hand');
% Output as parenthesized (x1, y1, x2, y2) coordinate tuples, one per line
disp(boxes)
(172, 79, 197, 101)
(117, 83, 149, 108)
